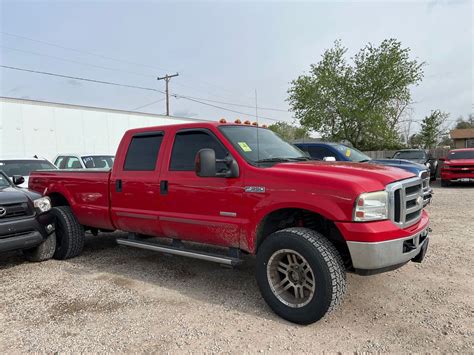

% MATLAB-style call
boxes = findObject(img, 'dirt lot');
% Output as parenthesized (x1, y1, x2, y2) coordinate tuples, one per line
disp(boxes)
(0, 181, 473, 353)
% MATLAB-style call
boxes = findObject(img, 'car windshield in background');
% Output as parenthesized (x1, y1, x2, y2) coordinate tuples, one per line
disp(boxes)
(448, 151, 474, 160)
(0, 172, 11, 188)
(393, 151, 426, 160)
(334, 144, 371, 162)
(219, 126, 308, 164)
(0, 160, 56, 176)
(82, 156, 115, 168)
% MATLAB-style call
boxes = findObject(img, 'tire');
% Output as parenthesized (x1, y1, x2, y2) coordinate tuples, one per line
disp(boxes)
(256, 227, 346, 325)
(441, 179, 450, 187)
(50, 206, 85, 259)
(23, 232, 56, 262)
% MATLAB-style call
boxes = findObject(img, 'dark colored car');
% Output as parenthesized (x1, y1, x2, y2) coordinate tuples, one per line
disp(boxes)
(0, 171, 56, 261)
(295, 142, 432, 206)
(391, 149, 438, 181)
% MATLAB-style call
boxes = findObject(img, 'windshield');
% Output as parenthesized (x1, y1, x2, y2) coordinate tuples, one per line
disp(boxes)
(393, 151, 426, 160)
(0, 160, 56, 176)
(219, 126, 307, 164)
(448, 150, 474, 160)
(0, 172, 11, 188)
(82, 155, 115, 168)
(334, 144, 371, 162)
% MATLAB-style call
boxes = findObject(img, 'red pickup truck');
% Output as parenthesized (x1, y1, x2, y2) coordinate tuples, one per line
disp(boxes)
(29, 121, 430, 324)
(440, 148, 474, 186)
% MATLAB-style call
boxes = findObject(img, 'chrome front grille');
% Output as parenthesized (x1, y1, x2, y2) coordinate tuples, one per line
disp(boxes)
(387, 177, 424, 228)
(419, 170, 432, 206)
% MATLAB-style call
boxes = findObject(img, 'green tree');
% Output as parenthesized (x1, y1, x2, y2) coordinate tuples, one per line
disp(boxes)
(288, 39, 424, 150)
(455, 114, 474, 129)
(268, 121, 310, 142)
(419, 110, 449, 148)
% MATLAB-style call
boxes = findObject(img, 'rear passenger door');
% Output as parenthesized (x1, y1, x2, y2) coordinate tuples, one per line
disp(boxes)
(110, 131, 165, 236)
(158, 128, 244, 248)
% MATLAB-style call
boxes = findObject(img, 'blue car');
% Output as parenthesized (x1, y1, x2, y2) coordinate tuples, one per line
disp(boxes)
(294, 142, 432, 205)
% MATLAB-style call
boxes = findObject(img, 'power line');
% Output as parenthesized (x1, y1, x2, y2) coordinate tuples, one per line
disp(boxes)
(0, 65, 165, 93)
(132, 97, 166, 111)
(0, 31, 174, 73)
(0, 45, 154, 79)
(170, 93, 288, 112)
(0, 65, 283, 122)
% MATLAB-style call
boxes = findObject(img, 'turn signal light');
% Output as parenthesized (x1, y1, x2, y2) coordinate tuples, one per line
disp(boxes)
(252, 122, 258, 126)
(234, 119, 241, 124)
(219, 118, 227, 123)
(261, 124, 268, 128)
(244, 120, 251, 125)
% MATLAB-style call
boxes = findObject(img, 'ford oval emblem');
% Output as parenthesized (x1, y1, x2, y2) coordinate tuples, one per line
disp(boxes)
(0, 207, 6, 217)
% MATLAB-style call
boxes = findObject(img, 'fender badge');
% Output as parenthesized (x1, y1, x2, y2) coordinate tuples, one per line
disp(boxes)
(245, 186, 265, 193)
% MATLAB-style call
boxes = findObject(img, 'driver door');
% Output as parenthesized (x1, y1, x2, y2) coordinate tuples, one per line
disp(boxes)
(158, 128, 244, 248)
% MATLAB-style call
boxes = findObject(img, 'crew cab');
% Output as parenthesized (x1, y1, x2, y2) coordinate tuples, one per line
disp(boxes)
(295, 142, 432, 206)
(29, 121, 430, 324)
(440, 148, 474, 186)
(0, 171, 56, 261)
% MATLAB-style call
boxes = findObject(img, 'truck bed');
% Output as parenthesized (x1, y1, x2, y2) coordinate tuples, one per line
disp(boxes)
(29, 169, 114, 230)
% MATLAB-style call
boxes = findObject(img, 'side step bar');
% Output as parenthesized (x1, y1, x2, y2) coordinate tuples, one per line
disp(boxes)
(116, 238, 242, 267)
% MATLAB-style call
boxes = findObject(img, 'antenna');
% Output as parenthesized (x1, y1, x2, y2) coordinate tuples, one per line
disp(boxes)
(255, 89, 260, 164)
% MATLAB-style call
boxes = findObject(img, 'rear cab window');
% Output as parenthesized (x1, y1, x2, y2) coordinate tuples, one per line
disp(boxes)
(123, 132, 164, 171)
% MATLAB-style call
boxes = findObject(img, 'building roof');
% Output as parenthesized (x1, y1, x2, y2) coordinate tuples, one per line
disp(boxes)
(450, 128, 474, 139)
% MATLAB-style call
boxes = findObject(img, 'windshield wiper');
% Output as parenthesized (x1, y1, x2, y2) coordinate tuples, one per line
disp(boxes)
(256, 157, 311, 164)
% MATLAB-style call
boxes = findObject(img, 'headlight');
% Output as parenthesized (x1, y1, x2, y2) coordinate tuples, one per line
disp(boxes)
(425, 162, 430, 168)
(353, 191, 388, 222)
(34, 197, 51, 213)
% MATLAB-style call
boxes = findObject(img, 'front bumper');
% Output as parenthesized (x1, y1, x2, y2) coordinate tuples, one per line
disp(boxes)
(441, 170, 474, 182)
(336, 210, 430, 275)
(346, 226, 429, 275)
(0, 212, 55, 253)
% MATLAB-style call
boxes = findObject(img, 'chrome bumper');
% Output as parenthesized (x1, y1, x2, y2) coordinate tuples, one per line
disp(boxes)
(347, 226, 429, 272)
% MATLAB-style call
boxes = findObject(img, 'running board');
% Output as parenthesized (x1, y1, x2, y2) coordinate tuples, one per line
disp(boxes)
(116, 238, 242, 266)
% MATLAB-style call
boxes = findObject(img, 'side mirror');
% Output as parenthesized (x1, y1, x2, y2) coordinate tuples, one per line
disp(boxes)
(195, 149, 240, 178)
(438, 157, 446, 162)
(12, 175, 25, 186)
(323, 156, 336, 162)
(195, 149, 217, 177)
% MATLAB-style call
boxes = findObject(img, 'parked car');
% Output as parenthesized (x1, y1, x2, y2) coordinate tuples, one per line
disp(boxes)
(0, 171, 56, 261)
(295, 142, 432, 206)
(53, 154, 115, 170)
(29, 121, 430, 325)
(391, 149, 438, 181)
(0, 157, 57, 188)
(440, 148, 474, 187)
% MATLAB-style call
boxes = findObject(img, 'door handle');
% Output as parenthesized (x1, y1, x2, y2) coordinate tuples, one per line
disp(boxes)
(116, 179, 122, 192)
(160, 180, 168, 195)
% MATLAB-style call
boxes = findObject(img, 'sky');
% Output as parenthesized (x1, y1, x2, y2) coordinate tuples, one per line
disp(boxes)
(0, 0, 472, 133)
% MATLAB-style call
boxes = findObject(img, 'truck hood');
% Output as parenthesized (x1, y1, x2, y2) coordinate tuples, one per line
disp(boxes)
(444, 159, 474, 166)
(0, 186, 40, 204)
(268, 161, 415, 188)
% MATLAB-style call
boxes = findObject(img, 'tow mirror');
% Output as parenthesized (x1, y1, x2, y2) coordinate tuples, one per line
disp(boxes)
(439, 157, 446, 162)
(323, 156, 336, 162)
(195, 149, 239, 178)
(12, 175, 25, 186)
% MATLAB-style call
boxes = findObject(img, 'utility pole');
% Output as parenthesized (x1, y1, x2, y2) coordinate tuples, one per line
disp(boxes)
(157, 73, 179, 116)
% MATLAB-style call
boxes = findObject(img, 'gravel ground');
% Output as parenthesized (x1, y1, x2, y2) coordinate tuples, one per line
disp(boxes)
(1, 181, 473, 353)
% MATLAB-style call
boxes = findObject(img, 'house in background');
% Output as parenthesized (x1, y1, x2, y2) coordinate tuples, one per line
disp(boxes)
(450, 128, 474, 148)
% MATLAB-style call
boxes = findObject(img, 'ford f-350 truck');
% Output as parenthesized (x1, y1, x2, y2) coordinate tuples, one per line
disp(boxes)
(29, 121, 430, 324)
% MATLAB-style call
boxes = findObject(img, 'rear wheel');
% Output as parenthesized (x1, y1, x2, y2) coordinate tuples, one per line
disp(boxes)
(256, 227, 346, 324)
(23, 232, 56, 262)
(50, 206, 85, 259)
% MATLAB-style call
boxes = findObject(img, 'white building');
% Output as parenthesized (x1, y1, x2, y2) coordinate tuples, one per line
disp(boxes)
(0, 97, 199, 160)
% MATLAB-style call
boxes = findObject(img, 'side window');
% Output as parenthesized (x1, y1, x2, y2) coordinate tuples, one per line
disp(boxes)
(170, 130, 227, 171)
(55, 156, 64, 168)
(66, 156, 83, 169)
(124, 133, 164, 171)
(307, 146, 336, 160)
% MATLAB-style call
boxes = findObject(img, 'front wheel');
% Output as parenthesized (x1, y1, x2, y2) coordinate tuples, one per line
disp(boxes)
(256, 227, 347, 324)
(23, 232, 56, 262)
